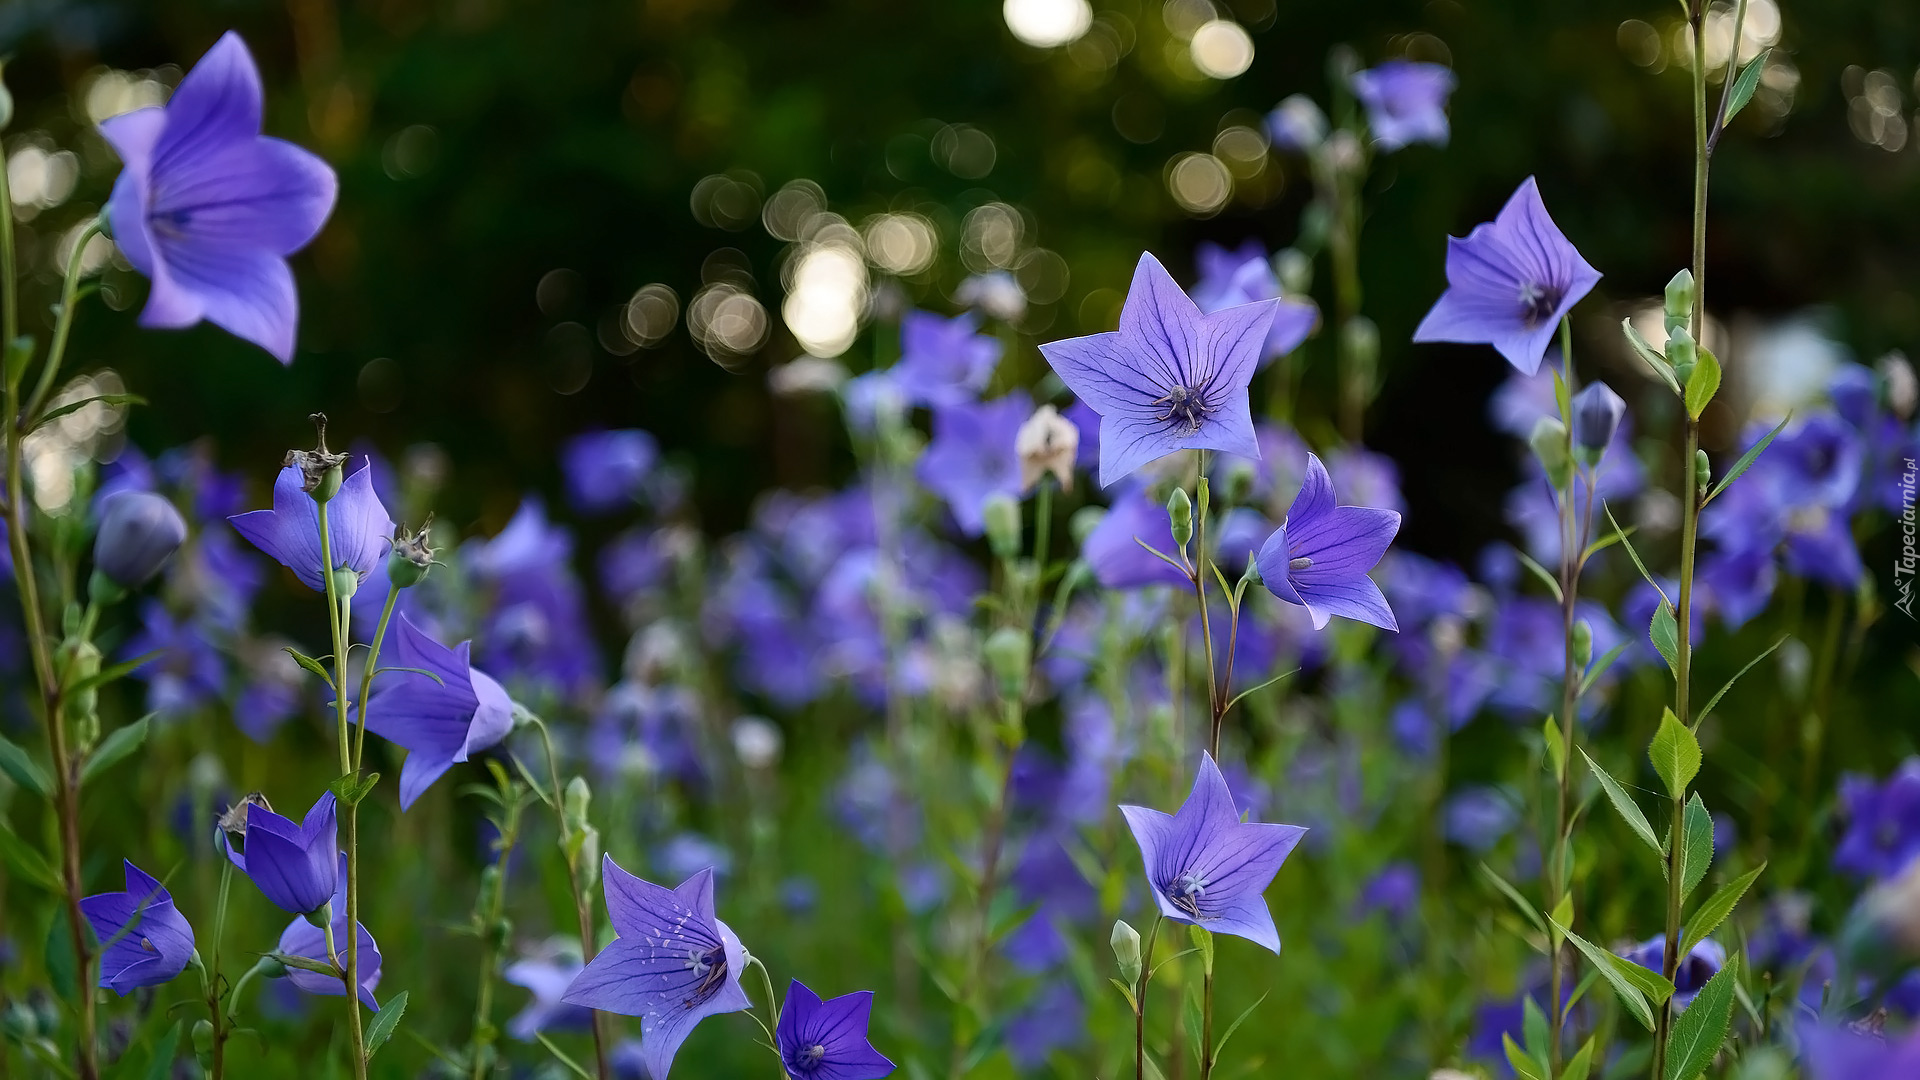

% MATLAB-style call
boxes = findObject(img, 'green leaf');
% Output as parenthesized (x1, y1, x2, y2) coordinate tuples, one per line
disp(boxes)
(1650, 603, 1680, 679)
(1222, 668, 1299, 714)
(1522, 993, 1550, 1062)
(331, 771, 381, 807)
(47, 908, 83, 1001)
(0, 819, 61, 891)
(536, 1032, 596, 1080)
(1503, 1034, 1547, 1080)
(1543, 715, 1566, 782)
(1680, 794, 1714, 900)
(266, 951, 341, 978)
(1681, 863, 1766, 953)
(1109, 977, 1139, 1012)
(1705, 414, 1791, 505)
(80, 714, 152, 787)
(1477, 862, 1549, 939)
(1563, 1036, 1597, 1080)
(283, 646, 335, 686)
(1213, 990, 1268, 1061)
(1188, 924, 1214, 976)
(141, 1022, 182, 1080)
(1606, 503, 1670, 607)
(364, 989, 408, 1061)
(1579, 641, 1633, 697)
(1685, 347, 1722, 420)
(1582, 520, 1636, 564)
(1516, 549, 1564, 604)
(1550, 918, 1674, 1031)
(66, 650, 162, 697)
(1724, 49, 1770, 123)
(1697, 635, 1787, 723)
(0, 732, 54, 798)
(1622, 318, 1683, 396)
(1581, 749, 1662, 855)
(30, 392, 146, 432)
(372, 665, 445, 685)
(1664, 955, 1740, 1080)
(1650, 708, 1702, 799)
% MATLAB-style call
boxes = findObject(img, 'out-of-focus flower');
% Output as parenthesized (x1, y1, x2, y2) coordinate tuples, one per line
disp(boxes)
(504, 948, 592, 1041)
(1413, 177, 1601, 376)
(1355, 862, 1420, 922)
(80, 861, 195, 994)
(1005, 980, 1085, 1069)
(466, 500, 598, 697)
(1265, 94, 1328, 152)
(1119, 751, 1307, 952)
(955, 271, 1026, 322)
(1256, 453, 1400, 630)
(1620, 934, 1725, 1009)
(562, 861, 750, 1080)
(1190, 242, 1318, 366)
(275, 854, 381, 1010)
(775, 980, 895, 1080)
(916, 392, 1030, 536)
(1836, 760, 1920, 881)
(1041, 253, 1274, 486)
(562, 429, 658, 515)
(1016, 403, 1079, 493)
(1080, 484, 1185, 589)
(100, 32, 337, 363)
(93, 491, 187, 590)
(122, 601, 225, 716)
(1352, 61, 1456, 151)
(1799, 1020, 1920, 1080)
(222, 790, 338, 917)
(230, 464, 394, 593)
(1444, 787, 1517, 851)
(891, 310, 1001, 408)
(355, 614, 513, 810)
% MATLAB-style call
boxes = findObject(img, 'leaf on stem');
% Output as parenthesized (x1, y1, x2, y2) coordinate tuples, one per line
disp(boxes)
(0, 818, 61, 890)
(1696, 635, 1788, 725)
(1681, 863, 1766, 953)
(1515, 549, 1564, 604)
(1476, 862, 1549, 940)
(0, 732, 53, 799)
(1213, 990, 1268, 1062)
(1550, 918, 1674, 1031)
(1579, 641, 1633, 697)
(80, 714, 152, 786)
(1723, 50, 1771, 124)
(1580, 749, 1663, 855)
(140, 1022, 182, 1080)
(364, 989, 409, 1061)
(29, 393, 145, 432)
(1704, 414, 1790, 506)
(1503, 1034, 1547, 1080)
(1650, 603, 1680, 680)
(1680, 794, 1714, 900)
(1684, 347, 1721, 420)
(1604, 503, 1671, 608)
(1649, 708, 1702, 799)
(1622, 318, 1683, 396)
(1663, 955, 1740, 1080)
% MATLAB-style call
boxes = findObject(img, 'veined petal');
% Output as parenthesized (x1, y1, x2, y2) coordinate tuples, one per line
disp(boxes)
(1197, 299, 1276, 404)
(1119, 804, 1175, 879)
(1039, 331, 1161, 416)
(1292, 505, 1401, 577)
(1255, 525, 1306, 606)
(1096, 411, 1192, 488)
(151, 32, 263, 176)
(150, 241, 297, 363)
(1300, 574, 1398, 632)
(1118, 253, 1205, 391)
(1201, 891, 1284, 954)
(150, 136, 336, 257)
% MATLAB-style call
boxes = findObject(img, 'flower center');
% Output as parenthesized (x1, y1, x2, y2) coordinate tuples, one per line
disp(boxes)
(1168, 870, 1211, 918)
(1289, 556, 1313, 571)
(1517, 281, 1563, 327)
(682, 944, 728, 1007)
(1151, 385, 1213, 434)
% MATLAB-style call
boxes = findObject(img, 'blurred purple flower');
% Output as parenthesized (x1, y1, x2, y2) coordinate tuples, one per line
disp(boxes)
(80, 861, 195, 994)
(1081, 485, 1185, 589)
(1256, 453, 1401, 630)
(355, 614, 513, 810)
(1799, 1020, 1920, 1080)
(230, 463, 394, 593)
(892, 310, 1001, 408)
(467, 500, 598, 696)
(504, 951, 592, 1041)
(122, 601, 225, 716)
(276, 854, 381, 1011)
(564, 429, 659, 515)
(1352, 61, 1456, 151)
(776, 981, 894, 1080)
(1445, 787, 1517, 851)
(1190, 241, 1317, 364)
(94, 491, 187, 589)
(1265, 94, 1329, 152)
(1835, 759, 1920, 880)
(1571, 382, 1627, 459)
(1355, 862, 1420, 922)
(1621, 934, 1725, 1009)
(1005, 980, 1085, 1069)
(916, 392, 1030, 536)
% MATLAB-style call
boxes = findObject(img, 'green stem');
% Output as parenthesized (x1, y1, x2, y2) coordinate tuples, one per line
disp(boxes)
(353, 588, 399, 771)
(208, 860, 234, 1080)
(1548, 316, 1581, 1073)
(315, 503, 368, 1080)
(26, 218, 103, 422)
(468, 796, 525, 1080)
(1189, 457, 1223, 756)
(0, 133, 17, 347)
(226, 957, 277, 1025)
(531, 717, 612, 1080)
(1136, 915, 1164, 1080)
(1199, 968, 1216, 1080)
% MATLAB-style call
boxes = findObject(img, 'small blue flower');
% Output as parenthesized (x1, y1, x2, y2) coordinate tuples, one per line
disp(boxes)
(355, 614, 513, 810)
(1255, 453, 1401, 630)
(776, 980, 895, 1080)
(80, 861, 196, 994)
(915, 392, 1030, 536)
(223, 790, 338, 917)
(1351, 61, 1456, 151)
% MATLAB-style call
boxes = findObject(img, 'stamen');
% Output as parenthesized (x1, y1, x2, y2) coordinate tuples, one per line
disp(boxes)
(1150, 385, 1213, 433)
(1517, 281, 1563, 327)
(1289, 556, 1313, 571)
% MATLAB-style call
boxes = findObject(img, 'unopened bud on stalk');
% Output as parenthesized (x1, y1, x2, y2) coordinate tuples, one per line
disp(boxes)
(1111, 919, 1143, 985)
(1570, 382, 1626, 465)
(983, 494, 1022, 562)
(1167, 488, 1193, 548)
(1666, 327, 1698, 387)
(287, 413, 347, 503)
(1529, 417, 1574, 491)
(92, 491, 187, 596)
(1664, 269, 1695, 335)
(563, 776, 593, 834)
(1695, 449, 1712, 497)
(387, 515, 436, 588)
(983, 626, 1031, 701)
(191, 1019, 215, 1058)
(1572, 620, 1593, 669)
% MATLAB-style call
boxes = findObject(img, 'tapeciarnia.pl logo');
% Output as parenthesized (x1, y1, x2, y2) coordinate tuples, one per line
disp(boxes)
(1898, 457, 1917, 619)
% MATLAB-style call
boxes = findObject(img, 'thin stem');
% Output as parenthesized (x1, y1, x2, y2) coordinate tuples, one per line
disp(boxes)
(208, 860, 235, 1080)
(468, 797, 525, 1080)
(1189, 456, 1224, 756)
(1199, 967, 1216, 1080)
(353, 588, 400, 771)
(1548, 316, 1580, 1072)
(226, 957, 275, 1024)
(532, 718, 612, 1080)
(26, 218, 103, 422)
(746, 955, 787, 1079)
(0, 131, 17, 347)
(316, 502, 368, 1080)
(1136, 915, 1164, 1080)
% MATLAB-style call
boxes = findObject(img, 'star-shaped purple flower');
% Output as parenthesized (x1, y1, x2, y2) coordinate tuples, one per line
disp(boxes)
(892, 310, 1002, 408)
(1255, 453, 1401, 631)
(99, 31, 337, 363)
(1190, 242, 1318, 367)
(223, 790, 339, 917)
(355, 613, 514, 810)
(1040, 253, 1276, 487)
(561, 859, 751, 1080)
(776, 980, 895, 1080)
(915, 392, 1030, 536)
(80, 861, 196, 995)
(1412, 177, 1601, 375)
(1351, 61, 1457, 151)
(1119, 751, 1307, 952)
(276, 854, 382, 1011)
(229, 462, 395, 593)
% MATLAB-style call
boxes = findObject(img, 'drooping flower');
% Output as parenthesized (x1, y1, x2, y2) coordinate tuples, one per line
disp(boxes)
(775, 980, 895, 1080)
(1255, 453, 1401, 630)
(561, 860, 751, 1080)
(221, 790, 338, 917)
(891, 310, 1002, 408)
(1040, 253, 1276, 486)
(275, 854, 381, 1011)
(915, 392, 1030, 535)
(1413, 177, 1602, 375)
(99, 31, 337, 363)
(79, 861, 196, 994)
(1118, 751, 1308, 952)
(1351, 61, 1456, 151)
(355, 614, 514, 810)
(229, 463, 395, 593)
(93, 491, 188, 590)
(1620, 935, 1725, 1009)
(563, 429, 659, 515)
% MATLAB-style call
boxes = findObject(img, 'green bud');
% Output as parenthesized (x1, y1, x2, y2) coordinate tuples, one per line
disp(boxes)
(1167, 488, 1193, 548)
(983, 493, 1022, 562)
(576, 824, 601, 891)
(326, 567, 359, 601)
(563, 776, 593, 833)
(1069, 506, 1105, 547)
(1240, 551, 1262, 587)
(191, 1019, 215, 1056)
(256, 956, 288, 978)
(983, 626, 1031, 701)
(1666, 326, 1697, 387)
(1664, 269, 1695, 335)
(1528, 417, 1574, 491)
(303, 900, 334, 929)
(1695, 448, 1711, 497)
(1572, 620, 1593, 669)
(387, 515, 435, 589)
(1110, 919, 1143, 986)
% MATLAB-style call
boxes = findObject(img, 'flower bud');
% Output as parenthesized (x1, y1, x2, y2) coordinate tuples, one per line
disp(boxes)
(286, 413, 347, 503)
(983, 493, 1022, 562)
(563, 776, 593, 835)
(191, 1019, 216, 1057)
(1695, 449, 1712, 497)
(1528, 417, 1574, 491)
(983, 626, 1031, 701)
(1664, 269, 1695, 335)
(576, 824, 601, 891)
(1167, 487, 1193, 548)
(1016, 404, 1079, 494)
(1069, 506, 1105, 547)
(1111, 919, 1143, 986)
(1570, 382, 1626, 464)
(1572, 620, 1593, 669)
(1666, 326, 1697, 387)
(92, 491, 187, 592)
(387, 515, 436, 589)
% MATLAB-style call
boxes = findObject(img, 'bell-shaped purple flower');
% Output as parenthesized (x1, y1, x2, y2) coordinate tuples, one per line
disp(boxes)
(356, 614, 513, 810)
(94, 491, 188, 589)
(276, 854, 381, 1011)
(1040, 253, 1276, 487)
(99, 32, 337, 363)
(891, 310, 1002, 408)
(1571, 381, 1627, 459)
(223, 790, 339, 916)
(1119, 751, 1308, 952)
(1413, 177, 1601, 375)
(561, 860, 751, 1080)
(1255, 453, 1401, 631)
(229, 463, 395, 593)
(1620, 934, 1725, 1009)
(776, 980, 895, 1080)
(80, 861, 196, 994)
(915, 392, 1030, 536)
(1351, 61, 1456, 151)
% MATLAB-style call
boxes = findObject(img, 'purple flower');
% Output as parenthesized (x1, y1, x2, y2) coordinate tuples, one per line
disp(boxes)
(892, 310, 1001, 408)
(466, 500, 598, 696)
(356, 614, 513, 810)
(275, 854, 381, 1011)
(1119, 751, 1307, 952)
(915, 392, 1030, 536)
(94, 491, 187, 589)
(561, 860, 751, 1080)
(1355, 862, 1420, 922)
(1255, 453, 1400, 630)
(1800, 1020, 1920, 1080)
(1080, 485, 1185, 589)
(1265, 94, 1329, 153)
(223, 790, 338, 916)
(99, 32, 337, 363)
(564, 429, 659, 515)
(1413, 177, 1601, 375)
(229, 463, 395, 593)
(1190, 242, 1318, 365)
(1571, 381, 1627, 459)
(122, 601, 225, 716)
(775, 981, 895, 1080)
(1040, 253, 1276, 486)
(1005, 980, 1085, 1068)
(505, 951, 592, 1041)
(80, 861, 195, 994)
(1444, 787, 1517, 851)
(1621, 934, 1725, 1009)
(1351, 61, 1456, 151)
(1835, 759, 1920, 880)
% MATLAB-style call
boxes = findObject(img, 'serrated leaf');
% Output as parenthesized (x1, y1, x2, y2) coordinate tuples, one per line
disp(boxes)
(1681, 794, 1714, 900)
(1705, 414, 1791, 505)
(1724, 50, 1770, 123)
(364, 989, 408, 1059)
(1564, 1036, 1597, 1080)
(1650, 708, 1702, 798)
(1665, 955, 1739, 1080)
(1213, 990, 1268, 1061)
(1581, 749, 1663, 855)
(1549, 892, 1574, 950)
(0, 732, 53, 798)
(1478, 862, 1549, 938)
(0, 819, 60, 891)
(1623, 318, 1684, 396)
(1550, 918, 1674, 1030)
(1504, 1033, 1548, 1080)
(1697, 635, 1787, 723)
(1685, 347, 1722, 420)
(1651, 603, 1680, 679)
(80, 714, 152, 786)
(284, 646, 334, 685)
(1681, 863, 1766, 953)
